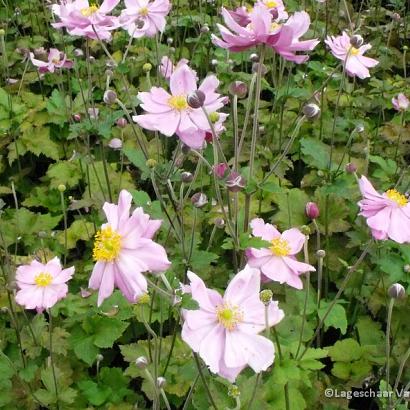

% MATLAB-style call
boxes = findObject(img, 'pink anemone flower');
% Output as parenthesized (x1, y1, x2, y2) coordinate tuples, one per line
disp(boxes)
(89, 189, 171, 306)
(246, 218, 315, 289)
(392, 93, 409, 112)
(159, 56, 190, 80)
(212, 4, 318, 63)
(29, 48, 73, 73)
(181, 266, 284, 382)
(120, 0, 171, 38)
(52, 0, 120, 41)
(358, 176, 410, 244)
(15, 257, 74, 311)
(324, 32, 378, 79)
(133, 62, 228, 149)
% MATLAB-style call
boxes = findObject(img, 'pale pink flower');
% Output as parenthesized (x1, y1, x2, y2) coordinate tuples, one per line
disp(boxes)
(120, 0, 171, 38)
(212, 5, 318, 63)
(133, 62, 228, 149)
(246, 218, 315, 289)
(392, 93, 409, 112)
(15, 257, 74, 311)
(159, 56, 189, 80)
(324, 32, 378, 79)
(358, 176, 410, 243)
(29, 48, 73, 73)
(89, 190, 171, 306)
(181, 266, 284, 382)
(52, 0, 120, 41)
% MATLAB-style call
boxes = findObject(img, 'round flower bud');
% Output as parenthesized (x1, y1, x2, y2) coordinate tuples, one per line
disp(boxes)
(300, 225, 311, 235)
(213, 163, 229, 179)
(226, 171, 246, 192)
(388, 283, 406, 300)
(105, 69, 113, 78)
(108, 138, 122, 150)
(135, 356, 149, 369)
(116, 118, 127, 128)
(167, 37, 173, 45)
(143, 62, 152, 72)
(187, 90, 206, 109)
(191, 192, 208, 208)
(355, 124, 365, 133)
(316, 249, 326, 258)
(74, 48, 84, 58)
(249, 53, 259, 62)
(200, 24, 210, 33)
(156, 377, 167, 388)
(211, 59, 218, 66)
(73, 113, 81, 122)
(87, 55, 95, 63)
(181, 171, 194, 183)
(58, 184, 66, 192)
(96, 354, 104, 362)
(169, 47, 176, 54)
(392, 12, 401, 21)
(345, 162, 357, 174)
(260, 289, 273, 305)
(350, 34, 364, 48)
(228, 385, 240, 398)
(215, 218, 225, 228)
(0, 29, 5, 36)
(138, 293, 151, 305)
(252, 62, 268, 76)
(146, 158, 157, 168)
(103, 90, 117, 105)
(229, 81, 248, 98)
(404, 264, 410, 273)
(305, 202, 320, 219)
(303, 103, 321, 119)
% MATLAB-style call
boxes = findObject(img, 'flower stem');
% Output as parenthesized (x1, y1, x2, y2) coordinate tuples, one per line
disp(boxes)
(386, 297, 395, 407)
(193, 352, 217, 410)
(48, 310, 60, 410)
(59, 190, 67, 265)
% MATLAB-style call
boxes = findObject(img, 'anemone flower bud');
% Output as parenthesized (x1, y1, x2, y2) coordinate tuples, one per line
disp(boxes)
(167, 37, 173, 45)
(200, 24, 210, 33)
(213, 163, 229, 179)
(146, 159, 157, 168)
(226, 171, 246, 192)
(187, 90, 206, 109)
(156, 377, 167, 388)
(316, 249, 326, 258)
(103, 90, 117, 105)
(211, 59, 218, 66)
(229, 81, 248, 98)
(252, 62, 268, 76)
(191, 192, 208, 208)
(108, 138, 122, 150)
(96, 354, 104, 362)
(116, 118, 127, 128)
(303, 103, 321, 119)
(74, 48, 84, 58)
(73, 113, 81, 122)
(305, 202, 320, 219)
(388, 283, 406, 300)
(350, 34, 364, 48)
(249, 53, 259, 62)
(215, 218, 225, 228)
(136, 356, 148, 369)
(181, 171, 193, 183)
(345, 162, 357, 174)
(143, 62, 152, 72)
(259, 289, 273, 305)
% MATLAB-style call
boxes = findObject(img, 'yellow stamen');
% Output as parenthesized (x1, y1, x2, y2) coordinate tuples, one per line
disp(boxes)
(93, 226, 122, 262)
(349, 47, 360, 56)
(216, 303, 243, 331)
(51, 58, 60, 64)
(139, 6, 149, 16)
(270, 237, 290, 256)
(81, 4, 99, 17)
(34, 272, 53, 287)
(270, 22, 282, 32)
(265, 0, 278, 8)
(385, 189, 408, 207)
(168, 95, 188, 111)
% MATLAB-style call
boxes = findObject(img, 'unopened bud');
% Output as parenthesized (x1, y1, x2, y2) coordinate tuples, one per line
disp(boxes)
(229, 81, 248, 98)
(116, 117, 127, 128)
(191, 192, 208, 208)
(187, 90, 206, 109)
(388, 283, 406, 300)
(303, 103, 321, 119)
(74, 48, 84, 58)
(213, 163, 229, 179)
(300, 225, 311, 235)
(249, 53, 259, 62)
(355, 124, 365, 133)
(392, 12, 401, 21)
(167, 38, 173, 45)
(96, 354, 104, 362)
(252, 62, 268, 76)
(316, 249, 326, 258)
(103, 90, 117, 105)
(58, 184, 66, 192)
(136, 356, 148, 369)
(260, 289, 273, 305)
(200, 24, 210, 33)
(345, 162, 357, 174)
(143, 62, 152, 72)
(105, 69, 113, 78)
(305, 202, 320, 219)
(108, 138, 122, 150)
(73, 113, 81, 122)
(181, 171, 194, 183)
(228, 384, 240, 398)
(146, 158, 157, 168)
(87, 55, 95, 63)
(156, 377, 167, 388)
(211, 59, 218, 67)
(215, 218, 225, 228)
(0, 29, 5, 36)
(350, 34, 364, 48)
(404, 264, 410, 273)
(226, 171, 246, 192)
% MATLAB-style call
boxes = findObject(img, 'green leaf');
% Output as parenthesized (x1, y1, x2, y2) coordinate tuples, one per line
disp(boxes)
(47, 161, 82, 189)
(93, 317, 129, 348)
(318, 303, 348, 334)
(328, 338, 362, 362)
(300, 137, 330, 170)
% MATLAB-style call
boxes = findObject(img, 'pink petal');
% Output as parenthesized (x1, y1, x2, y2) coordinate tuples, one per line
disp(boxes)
(281, 228, 305, 255)
(250, 218, 280, 240)
(170, 63, 197, 95)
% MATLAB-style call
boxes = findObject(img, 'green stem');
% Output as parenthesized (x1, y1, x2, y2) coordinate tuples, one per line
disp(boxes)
(48, 311, 60, 410)
(386, 297, 395, 407)
(193, 353, 217, 410)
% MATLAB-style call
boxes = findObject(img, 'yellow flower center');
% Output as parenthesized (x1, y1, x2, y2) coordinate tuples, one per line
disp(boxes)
(216, 303, 243, 331)
(271, 22, 282, 32)
(34, 272, 53, 287)
(265, 0, 278, 7)
(81, 4, 99, 17)
(168, 95, 188, 111)
(349, 47, 360, 56)
(385, 189, 408, 207)
(93, 226, 122, 262)
(139, 6, 149, 16)
(270, 237, 291, 256)
(51, 58, 60, 64)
